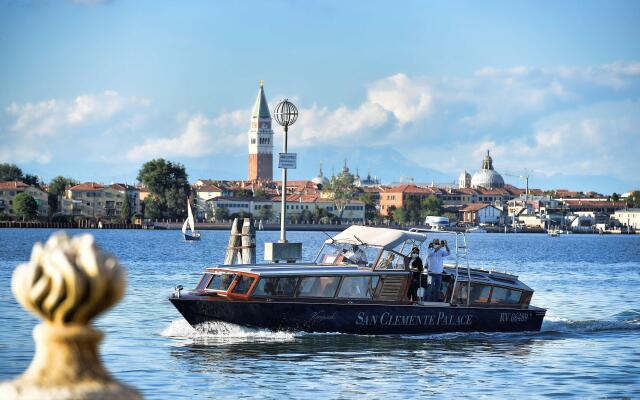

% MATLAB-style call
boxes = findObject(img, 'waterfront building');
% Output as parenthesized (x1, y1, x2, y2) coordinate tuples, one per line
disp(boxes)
(63, 182, 140, 219)
(247, 81, 274, 181)
(613, 209, 640, 230)
(0, 181, 49, 217)
(207, 194, 365, 223)
(461, 203, 503, 225)
(470, 150, 505, 190)
(379, 184, 437, 216)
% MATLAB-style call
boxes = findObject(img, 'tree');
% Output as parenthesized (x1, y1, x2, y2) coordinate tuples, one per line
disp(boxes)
(627, 191, 640, 208)
(48, 176, 78, 215)
(235, 188, 253, 198)
(0, 163, 23, 181)
(258, 205, 274, 221)
(23, 174, 40, 186)
(14, 193, 38, 221)
(215, 207, 230, 221)
(611, 192, 620, 202)
(358, 193, 378, 222)
(254, 188, 268, 198)
(322, 173, 358, 221)
(120, 194, 132, 223)
(137, 159, 191, 219)
(421, 195, 443, 217)
(392, 207, 408, 224)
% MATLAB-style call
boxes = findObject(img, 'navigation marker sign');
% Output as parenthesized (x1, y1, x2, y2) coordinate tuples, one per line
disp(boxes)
(278, 153, 297, 169)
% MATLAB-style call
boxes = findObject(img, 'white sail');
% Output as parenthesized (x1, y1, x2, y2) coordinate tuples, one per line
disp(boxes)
(181, 218, 188, 234)
(187, 200, 196, 233)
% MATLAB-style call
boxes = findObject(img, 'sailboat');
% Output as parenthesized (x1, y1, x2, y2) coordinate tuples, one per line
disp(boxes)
(182, 199, 201, 241)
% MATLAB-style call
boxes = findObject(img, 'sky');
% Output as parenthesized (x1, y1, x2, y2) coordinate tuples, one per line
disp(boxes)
(1, 0, 639, 194)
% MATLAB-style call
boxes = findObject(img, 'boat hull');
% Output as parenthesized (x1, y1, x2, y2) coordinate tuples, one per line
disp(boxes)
(169, 296, 545, 335)
(184, 233, 201, 241)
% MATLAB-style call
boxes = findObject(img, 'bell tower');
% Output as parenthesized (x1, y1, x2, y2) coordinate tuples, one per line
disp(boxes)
(248, 81, 274, 181)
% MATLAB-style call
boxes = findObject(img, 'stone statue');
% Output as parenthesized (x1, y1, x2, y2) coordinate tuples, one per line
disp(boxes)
(0, 232, 142, 399)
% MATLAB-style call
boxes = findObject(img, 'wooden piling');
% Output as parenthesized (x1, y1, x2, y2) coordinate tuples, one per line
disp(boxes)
(241, 217, 256, 264)
(224, 218, 242, 265)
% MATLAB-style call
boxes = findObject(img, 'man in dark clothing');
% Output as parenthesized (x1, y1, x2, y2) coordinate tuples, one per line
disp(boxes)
(407, 246, 424, 301)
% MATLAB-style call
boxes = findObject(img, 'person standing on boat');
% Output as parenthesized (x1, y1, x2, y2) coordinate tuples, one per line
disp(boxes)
(426, 239, 449, 302)
(407, 246, 424, 301)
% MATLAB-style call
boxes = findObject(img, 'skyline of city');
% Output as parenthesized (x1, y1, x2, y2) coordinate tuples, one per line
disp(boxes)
(1, 1, 639, 193)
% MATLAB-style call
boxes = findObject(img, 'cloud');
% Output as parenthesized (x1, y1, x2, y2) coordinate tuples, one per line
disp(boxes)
(126, 111, 247, 161)
(6, 90, 150, 136)
(367, 73, 432, 124)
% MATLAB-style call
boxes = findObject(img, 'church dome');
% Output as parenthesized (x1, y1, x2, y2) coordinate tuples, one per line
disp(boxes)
(311, 162, 329, 186)
(470, 150, 504, 189)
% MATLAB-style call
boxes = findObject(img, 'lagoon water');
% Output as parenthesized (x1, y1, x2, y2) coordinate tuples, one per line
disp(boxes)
(1, 228, 639, 399)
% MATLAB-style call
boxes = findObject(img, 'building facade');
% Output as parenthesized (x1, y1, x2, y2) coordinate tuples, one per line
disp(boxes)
(0, 181, 49, 217)
(248, 81, 274, 181)
(63, 183, 140, 219)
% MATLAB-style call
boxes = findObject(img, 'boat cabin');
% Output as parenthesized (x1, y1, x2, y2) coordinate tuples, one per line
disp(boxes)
(190, 226, 534, 309)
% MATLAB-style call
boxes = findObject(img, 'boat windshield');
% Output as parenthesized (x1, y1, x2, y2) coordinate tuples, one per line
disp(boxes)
(315, 243, 381, 268)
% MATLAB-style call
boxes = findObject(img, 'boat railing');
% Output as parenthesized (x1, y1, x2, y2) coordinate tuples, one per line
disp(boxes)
(408, 228, 471, 305)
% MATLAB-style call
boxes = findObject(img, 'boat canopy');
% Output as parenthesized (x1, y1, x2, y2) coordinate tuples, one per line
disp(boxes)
(326, 226, 427, 250)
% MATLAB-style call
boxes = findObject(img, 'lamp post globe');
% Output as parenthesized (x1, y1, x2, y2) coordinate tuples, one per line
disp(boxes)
(273, 99, 298, 243)
(273, 99, 298, 129)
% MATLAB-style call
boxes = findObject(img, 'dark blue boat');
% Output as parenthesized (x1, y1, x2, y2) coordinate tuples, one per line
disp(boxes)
(169, 226, 546, 334)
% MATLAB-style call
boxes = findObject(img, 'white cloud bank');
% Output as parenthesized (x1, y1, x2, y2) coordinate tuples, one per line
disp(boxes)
(3, 61, 639, 189)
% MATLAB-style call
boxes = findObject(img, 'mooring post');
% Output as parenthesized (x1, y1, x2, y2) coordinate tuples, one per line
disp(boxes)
(0, 232, 141, 400)
(224, 218, 242, 265)
(241, 217, 256, 264)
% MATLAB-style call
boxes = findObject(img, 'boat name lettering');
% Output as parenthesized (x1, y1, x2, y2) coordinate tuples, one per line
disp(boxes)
(307, 311, 337, 325)
(355, 311, 472, 327)
(499, 312, 529, 323)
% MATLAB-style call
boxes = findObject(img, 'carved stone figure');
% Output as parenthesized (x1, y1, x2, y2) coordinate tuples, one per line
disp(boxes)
(0, 232, 142, 399)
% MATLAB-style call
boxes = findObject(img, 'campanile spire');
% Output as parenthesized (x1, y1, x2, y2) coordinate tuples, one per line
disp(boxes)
(248, 81, 274, 181)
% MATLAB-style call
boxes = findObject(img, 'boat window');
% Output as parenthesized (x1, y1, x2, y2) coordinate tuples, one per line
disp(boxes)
(296, 276, 340, 298)
(252, 277, 298, 297)
(252, 277, 278, 296)
(207, 273, 237, 291)
(337, 276, 380, 299)
(196, 273, 212, 290)
(274, 277, 298, 296)
(452, 282, 468, 305)
(469, 284, 491, 304)
(490, 287, 522, 305)
(232, 275, 255, 294)
(375, 250, 407, 271)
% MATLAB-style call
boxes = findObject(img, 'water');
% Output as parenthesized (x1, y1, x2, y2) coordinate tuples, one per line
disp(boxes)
(1, 229, 639, 398)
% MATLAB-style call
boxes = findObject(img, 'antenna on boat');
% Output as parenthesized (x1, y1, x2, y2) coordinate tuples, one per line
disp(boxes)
(353, 235, 365, 245)
(322, 231, 336, 243)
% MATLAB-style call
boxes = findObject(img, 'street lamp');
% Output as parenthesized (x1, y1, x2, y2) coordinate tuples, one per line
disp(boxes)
(273, 99, 298, 242)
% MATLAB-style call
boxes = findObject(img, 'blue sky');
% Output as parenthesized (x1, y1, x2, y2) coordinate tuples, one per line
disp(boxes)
(1, 0, 639, 193)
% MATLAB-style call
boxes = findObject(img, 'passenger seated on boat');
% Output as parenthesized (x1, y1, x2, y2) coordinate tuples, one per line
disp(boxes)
(343, 244, 367, 266)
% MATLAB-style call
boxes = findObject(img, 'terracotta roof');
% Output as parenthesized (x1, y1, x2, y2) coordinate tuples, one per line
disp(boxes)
(461, 203, 500, 212)
(196, 184, 224, 192)
(0, 181, 29, 189)
(68, 182, 105, 191)
(110, 183, 139, 191)
(381, 184, 435, 194)
(564, 200, 626, 208)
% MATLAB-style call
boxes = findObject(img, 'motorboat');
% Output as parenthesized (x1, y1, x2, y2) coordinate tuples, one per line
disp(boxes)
(466, 226, 487, 233)
(182, 199, 201, 241)
(169, 226, 546, 334)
